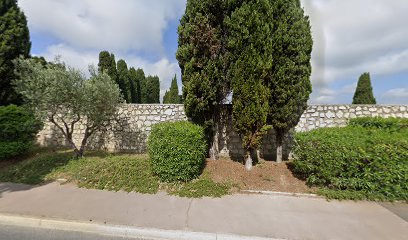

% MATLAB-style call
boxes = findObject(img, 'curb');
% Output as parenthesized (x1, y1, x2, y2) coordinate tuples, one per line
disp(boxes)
(0, 214, 286, 240)
(241, 190, 319, 198)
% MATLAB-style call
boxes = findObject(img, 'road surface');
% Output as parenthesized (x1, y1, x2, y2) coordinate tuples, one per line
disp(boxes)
(0, 224, 151, 240)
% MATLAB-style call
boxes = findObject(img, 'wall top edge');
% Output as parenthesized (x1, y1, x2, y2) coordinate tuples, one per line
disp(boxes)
(119, 103, 407, 107)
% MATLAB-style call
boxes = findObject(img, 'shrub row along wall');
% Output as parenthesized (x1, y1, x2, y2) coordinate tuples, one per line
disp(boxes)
(37, 104, 408, 160)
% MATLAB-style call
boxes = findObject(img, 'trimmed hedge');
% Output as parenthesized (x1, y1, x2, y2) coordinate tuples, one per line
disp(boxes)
(292, 117, 408, 201)
(148, 121, 207, 182)
(0, 105, 42, 160)
(350, 117, 408, 130)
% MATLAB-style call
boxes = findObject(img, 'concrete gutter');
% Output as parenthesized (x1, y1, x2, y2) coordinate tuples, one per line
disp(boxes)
(0, 214, 285, 240)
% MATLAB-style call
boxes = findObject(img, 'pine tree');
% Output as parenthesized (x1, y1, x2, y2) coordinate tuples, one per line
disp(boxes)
(352, 72, 376, 104)
(163, 75, 181, 104)
(0, 0, 31, 105)
(267, 0, 313, 163)
(227, 0, 273, 170)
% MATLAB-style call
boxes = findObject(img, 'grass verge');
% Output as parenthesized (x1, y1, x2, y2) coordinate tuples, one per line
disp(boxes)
(0, 150, 230, 198)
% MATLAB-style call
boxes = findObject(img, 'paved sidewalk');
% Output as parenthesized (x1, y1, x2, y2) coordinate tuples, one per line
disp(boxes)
(0, 182, 407, 240)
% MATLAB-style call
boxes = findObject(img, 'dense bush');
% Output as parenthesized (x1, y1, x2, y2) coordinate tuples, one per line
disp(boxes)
(148, 121, 207, 182)
(292, 117, 408, 201)
(0, 105, 42, 160)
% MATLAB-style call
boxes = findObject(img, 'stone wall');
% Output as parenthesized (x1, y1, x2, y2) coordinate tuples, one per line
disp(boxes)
(296, 105, 408, 132)
(37, 104, 408, 160)
(37, 104, 187, 153)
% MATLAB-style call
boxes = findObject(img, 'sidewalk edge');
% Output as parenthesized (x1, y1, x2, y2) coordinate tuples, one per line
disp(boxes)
(0, 213, 285, 240)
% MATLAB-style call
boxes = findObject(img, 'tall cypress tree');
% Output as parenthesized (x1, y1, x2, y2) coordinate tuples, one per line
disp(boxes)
(352, 72, 376, 104)
(128, 67, 140, 103)
(0, 0, 31, 105)
(117, 59, 130, 102)
(135, 68, 145, 103)
(163, 75, 181, 104)
(227, 0, 273, 170)
(267, 0, 313, 163)
(144, 75, 160, 103)
(177, 0, 242, 159)
(98, 51, 118, 85)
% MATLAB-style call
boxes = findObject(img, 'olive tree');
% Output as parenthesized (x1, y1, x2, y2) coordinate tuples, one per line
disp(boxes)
(14, 58, 123, 157)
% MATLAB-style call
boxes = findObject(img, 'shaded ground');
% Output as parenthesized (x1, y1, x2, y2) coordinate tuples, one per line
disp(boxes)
(204, 158, 314, 194)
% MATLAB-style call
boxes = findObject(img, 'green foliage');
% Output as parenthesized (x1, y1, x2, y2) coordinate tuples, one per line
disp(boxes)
(292, 118, 408, 201)
(143, 75, 160, 103)
(350, 117, 408, 130)
(14, 58, 123, 157)
(0, 141, 31, 160)
(117, 59, 131, 102)
(0, 150, 231, 198)
(128, 67, 141, 103)
(178, 0, 313, 163)
(163, 75, 181, 104)
(227, 0, 272, 158)
(98, 51, 118, 84)
(148, 121, 207, 182)
(267, 0, 313, 153)
(134, 68, 144, 103)
(0, 0, 31, 105)
(352, 73, 376, 104)
(169, 177, 230, 198)
(0, 105, 42, 160)
(177, 0, 234, 131)
(51, 154, 160, 194)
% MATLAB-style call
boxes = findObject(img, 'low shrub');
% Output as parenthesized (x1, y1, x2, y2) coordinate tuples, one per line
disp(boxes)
(292, 117, 408, 201)
(148, 121, 207, 182)
(0, 105, 42, 160)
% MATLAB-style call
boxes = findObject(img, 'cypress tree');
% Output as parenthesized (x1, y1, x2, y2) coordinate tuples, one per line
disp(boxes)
(0, 0, 31, 105)
(267, 0, 313, 163)
(227, 0, 273, 170)
(98, 51, 118, 86)
(135, 68, 145, 103)
(177, 0, 241, 159)
(163, 75, 181, 104)
(117, 59, 131, 103)
(352, 72, 376, 104)
(144, 75, 160, 103)
(128, 67, 140, 103)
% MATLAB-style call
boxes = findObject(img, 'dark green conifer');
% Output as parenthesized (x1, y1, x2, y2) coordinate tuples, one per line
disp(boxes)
(163, 75, 181, 104)
(117, 59, 130, 102)
(0, 0, 31, 105)
(267, 0, 313, 163)
(352, 72, 376, 104)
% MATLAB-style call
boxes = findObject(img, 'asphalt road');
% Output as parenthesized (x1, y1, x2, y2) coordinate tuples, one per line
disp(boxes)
(0, 224, 151, 240)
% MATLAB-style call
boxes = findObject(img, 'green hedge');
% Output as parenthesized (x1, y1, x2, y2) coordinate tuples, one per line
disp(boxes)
(0, 105, 42, 160)
(349, 117, 408, 130)
(148, 121, 207, 182)
(292, 117, 408, 201)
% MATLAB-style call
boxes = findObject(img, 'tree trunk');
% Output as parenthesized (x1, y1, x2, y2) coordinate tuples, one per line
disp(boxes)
(210, 126, 219, 160)
(276, 130, 283, 163)
(245, 150, 253, 171)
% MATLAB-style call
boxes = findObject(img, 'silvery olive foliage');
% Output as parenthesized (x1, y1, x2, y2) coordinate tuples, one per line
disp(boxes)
(14, 58, 123, 157)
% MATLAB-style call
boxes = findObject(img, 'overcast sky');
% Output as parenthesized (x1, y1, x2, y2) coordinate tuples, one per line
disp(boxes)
(19, 0, 408, 104)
